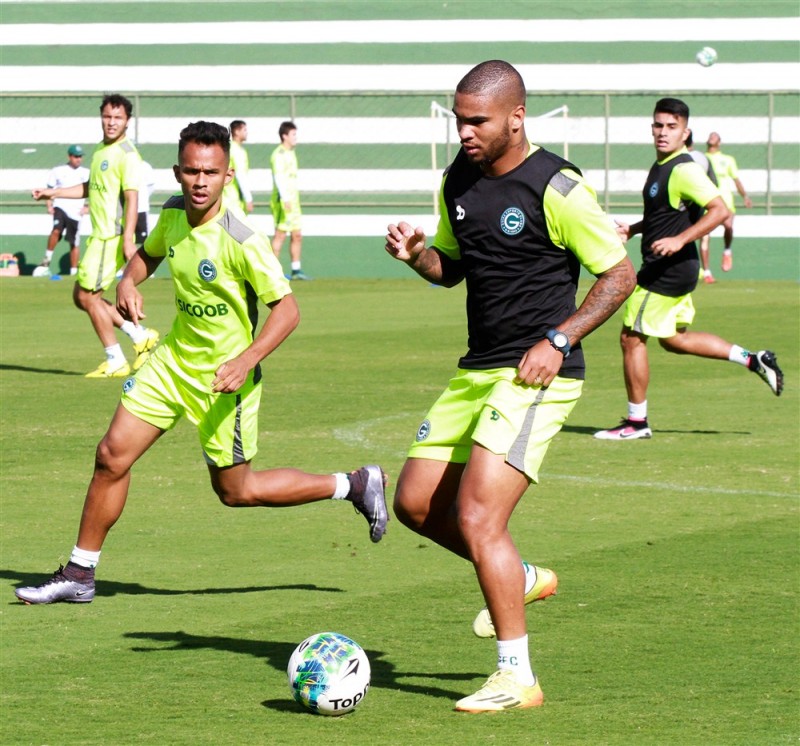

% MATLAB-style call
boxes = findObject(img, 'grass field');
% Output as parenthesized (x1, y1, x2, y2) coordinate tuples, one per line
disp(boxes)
(1, 276, 798, 745)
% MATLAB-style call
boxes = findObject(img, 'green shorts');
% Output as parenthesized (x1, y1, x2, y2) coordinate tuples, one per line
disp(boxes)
(623, 285, 696, 338)
(77, 235, 125, 292)
(120, 344, 260, 467)
(408, 368, 583, 483)
(271, 199, 302, 233)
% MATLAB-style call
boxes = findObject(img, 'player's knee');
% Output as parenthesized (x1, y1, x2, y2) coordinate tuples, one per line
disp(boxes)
(392, 489, 429, 533)
(212, 478, 255, 507)
(93, 437, 128, 479)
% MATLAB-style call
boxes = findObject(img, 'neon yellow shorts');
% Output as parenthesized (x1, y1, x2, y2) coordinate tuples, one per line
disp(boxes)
(77, 235, 125, 292)
(120, 344, 260, 467)
(623, 285, 696, 338)
(407, 368, 583, 483)
(271, 199, 302, 233)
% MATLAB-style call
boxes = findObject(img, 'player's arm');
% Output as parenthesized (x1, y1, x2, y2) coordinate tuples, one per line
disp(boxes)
(615, 219, 643, 242)
(32, 183, 87, 201)
(384, 221, 463, 287)
(734, 178, 752, 208)
(116, 248, 163, 326)
(121, 188, 139, 260)
(212, 293, 300, 394)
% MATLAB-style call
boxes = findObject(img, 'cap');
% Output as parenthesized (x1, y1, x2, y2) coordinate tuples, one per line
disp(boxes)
(67, 145, 84, 157)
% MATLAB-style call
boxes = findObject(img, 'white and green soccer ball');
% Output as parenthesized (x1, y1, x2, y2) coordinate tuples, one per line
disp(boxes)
(287, 632, 371, 716)
(696, 46, 718, 67)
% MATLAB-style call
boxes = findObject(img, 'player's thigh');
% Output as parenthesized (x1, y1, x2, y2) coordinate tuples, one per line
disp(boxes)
(472, 374, 583, 483)
(394, 456, 465, 524)
(97, 402, 165, 473)
(77, 235, 124, 292)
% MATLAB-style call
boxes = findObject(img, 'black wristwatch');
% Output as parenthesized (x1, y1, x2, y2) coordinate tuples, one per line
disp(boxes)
(546, 329, 571, 358)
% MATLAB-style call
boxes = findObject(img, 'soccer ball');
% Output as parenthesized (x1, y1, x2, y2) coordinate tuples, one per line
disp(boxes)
(696, 47, 718, 67)
(287, 632, 371, 716)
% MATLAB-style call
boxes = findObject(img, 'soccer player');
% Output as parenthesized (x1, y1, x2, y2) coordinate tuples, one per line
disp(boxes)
(222, 119, 253, 214)
(595, 99, 783, 442)
(270, 121, 309, 280)
(704, 131, 752, 273)
(685, 131, 718, 284)
(15, 120, 388, 606)
(35, 144, 89, 276)
(385, 60, 636, 712)
(31, 94, 159, 378)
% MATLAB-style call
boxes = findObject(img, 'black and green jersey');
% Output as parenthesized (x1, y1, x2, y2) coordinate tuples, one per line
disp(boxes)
(433, 144, 626, 377)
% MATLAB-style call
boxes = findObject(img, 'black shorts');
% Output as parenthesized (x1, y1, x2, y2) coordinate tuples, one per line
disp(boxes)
(52, 207, 80, 247)
(135, 212, 149, 244)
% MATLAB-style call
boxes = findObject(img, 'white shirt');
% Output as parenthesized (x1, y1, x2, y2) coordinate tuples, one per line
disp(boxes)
(47, 163, 89, 220)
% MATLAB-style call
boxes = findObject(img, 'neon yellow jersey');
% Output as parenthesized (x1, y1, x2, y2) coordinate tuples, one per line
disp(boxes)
(270, 144, 299, 205)
(88, 136, 141, 239)
(434, 144, 626, 277)
(664, 151, 721, 210)
(143, 198, 291, 390)
(706, 150, 739, 196)
(223, 140, 252, 211)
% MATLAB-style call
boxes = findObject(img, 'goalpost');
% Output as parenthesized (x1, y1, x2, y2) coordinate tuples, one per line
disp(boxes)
(430, 101, 570, 216)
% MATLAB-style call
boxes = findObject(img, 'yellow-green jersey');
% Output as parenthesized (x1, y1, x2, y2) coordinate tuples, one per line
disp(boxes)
(706, 149, 740, 211)
(270, 144, 299, 206)
(143, 198, 291, 390)
(88, 136, 141, 239)
(223, 140, 252, 213)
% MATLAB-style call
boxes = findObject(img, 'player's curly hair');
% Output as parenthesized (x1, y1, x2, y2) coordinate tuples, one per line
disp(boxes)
(178, 121, 231, 155)
(100, 93, 133, 118)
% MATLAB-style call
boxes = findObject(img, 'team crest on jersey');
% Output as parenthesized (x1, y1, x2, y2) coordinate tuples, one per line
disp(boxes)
(500, 207, 525, 235)
(101, 160, 109, 171)
(416, 419, 431, 442)
(198, 259, 217, 282)
(649, 182, 659, 198)
(122, 377, 135, 393)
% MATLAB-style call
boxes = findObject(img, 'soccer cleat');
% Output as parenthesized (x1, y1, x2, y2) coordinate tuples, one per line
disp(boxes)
(703, 273, 716, 284)
(132, 328, 160, 371)
(473, 564, 558, 638)
(455, 670, 543, 713)
(290, 270, 312, 281)
(85, 359, 131, 378)
(721, 252, 733, 272)
(749, 350, 784, 396)
(347, 465, 389, 543)
(594, 418, 652, 440)
(15, 565, 95, 604)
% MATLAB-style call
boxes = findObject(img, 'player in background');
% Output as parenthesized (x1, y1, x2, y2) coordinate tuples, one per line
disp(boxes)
(704, 131, 752, 273)
(271, 121, 310, 280)
(222, 119, 253, 215)
(386, 61, 636, 712)
(35, 145, 89, 277)
(685, 131, 718, 284)
(595, 98, 782, 442)
(31, 94, 159, 378)
(15, 120, 388, 606)
(136, 159, 156, 245)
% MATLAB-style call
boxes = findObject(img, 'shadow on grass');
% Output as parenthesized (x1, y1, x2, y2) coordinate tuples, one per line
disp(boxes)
(4, 570, 342, 599)
(124, 630, 483, 705)
(0, 363, 84, 376)
(562, 424, 751, 436)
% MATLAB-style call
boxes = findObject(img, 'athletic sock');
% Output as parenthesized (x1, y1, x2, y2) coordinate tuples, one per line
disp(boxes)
(729, 344, 751, 367)
(291, 261, 302, 272)
(627, 400, 648, 421)
(70, 546, 101, 569)
(43, 250, 54, 264)
(331, 472, 350, 499)
(104, 344, 126, 367)
(120, 320, 148, 344)
(497, 635, 535, 686)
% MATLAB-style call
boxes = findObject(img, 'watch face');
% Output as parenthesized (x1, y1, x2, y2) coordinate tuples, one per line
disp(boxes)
(554, 332, 568, 348)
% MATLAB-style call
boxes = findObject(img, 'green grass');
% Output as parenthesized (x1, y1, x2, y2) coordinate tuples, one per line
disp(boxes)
(1, 277, 798, 745)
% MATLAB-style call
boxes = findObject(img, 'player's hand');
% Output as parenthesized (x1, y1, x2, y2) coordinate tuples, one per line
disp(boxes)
(614, 220, 631, 242)
(32, 188, 52, 202)
(651, 236, 684, 256)
(212, 358, 250, 394)
(245, 201, 254, 213)
(385, 222, 426, 263)
(122, 236, 138, 261)
(515, 340, 564, 387)
(116, 278, 146, 325)
(743, 196, 753, 209)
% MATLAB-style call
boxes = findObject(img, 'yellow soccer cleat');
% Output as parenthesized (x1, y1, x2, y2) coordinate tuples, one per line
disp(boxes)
(472, 563, 558, 638)
(455, 670, 543, 713)
(85, 360, 131, 378)
(132, 328, 160, 371)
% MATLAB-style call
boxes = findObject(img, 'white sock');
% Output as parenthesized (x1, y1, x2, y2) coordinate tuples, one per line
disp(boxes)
(628, 400, 648, 421)
(497, 635, 535, 686)
(522, 561, 537, 596)
(70, 267, 77, 276)
(120, 320, 148, 344)
(104, 344, 126, 366)
(70, 546, 101, 569)
(291, 261, 301, 271)
(703, 268, 713, 277)
(728, 344, 751, 366)
(44, 250, 54, 263)
(331, 472, 350, 499)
